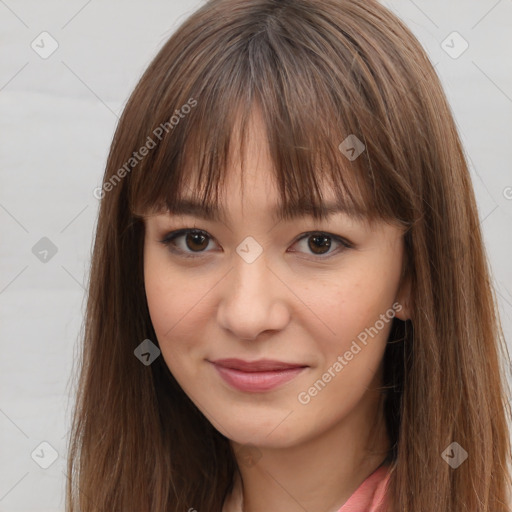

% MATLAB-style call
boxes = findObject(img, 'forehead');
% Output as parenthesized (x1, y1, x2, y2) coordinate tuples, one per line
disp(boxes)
(137, 102, 377, 228)
(168, 118, 368, 224)
(159, 195, 366, 224)
(149, 150, 372, 227)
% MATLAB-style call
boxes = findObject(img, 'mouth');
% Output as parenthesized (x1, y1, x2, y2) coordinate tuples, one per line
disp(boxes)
(208, 358, 309, 392)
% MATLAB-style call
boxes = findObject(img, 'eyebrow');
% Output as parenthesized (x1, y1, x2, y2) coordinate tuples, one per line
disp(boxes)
(162, 198, 363, 223)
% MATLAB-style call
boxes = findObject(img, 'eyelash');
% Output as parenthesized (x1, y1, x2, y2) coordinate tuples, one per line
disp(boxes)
(158, 228, 353, 260)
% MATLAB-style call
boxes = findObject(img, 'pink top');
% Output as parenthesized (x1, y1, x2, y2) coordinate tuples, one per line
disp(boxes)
(222, 464, 390, 512)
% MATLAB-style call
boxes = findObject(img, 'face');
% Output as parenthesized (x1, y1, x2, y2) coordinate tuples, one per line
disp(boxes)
(143, 109, 411, 450)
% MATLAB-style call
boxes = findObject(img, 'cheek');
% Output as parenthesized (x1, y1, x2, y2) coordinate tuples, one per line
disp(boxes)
(301, 254, 402, 388)
(144, 242, 199, 334)
(307, 265, 398, 339)
(144, 273, 200, 395)
(143, 248, 216, 378)
(293, 270, 397, 422)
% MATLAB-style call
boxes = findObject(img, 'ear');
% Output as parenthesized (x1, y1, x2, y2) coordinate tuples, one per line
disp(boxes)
(394, 271, 412, 321)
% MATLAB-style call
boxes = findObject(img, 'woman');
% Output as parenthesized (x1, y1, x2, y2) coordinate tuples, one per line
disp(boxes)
(66, 0, 512, 510)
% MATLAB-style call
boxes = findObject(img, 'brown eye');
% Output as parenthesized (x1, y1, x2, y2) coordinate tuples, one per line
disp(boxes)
(307, 234, 332, 255)
(160, 229, 216, 258)
(290, 231, 352, 259)
(184, 231, 209, 252)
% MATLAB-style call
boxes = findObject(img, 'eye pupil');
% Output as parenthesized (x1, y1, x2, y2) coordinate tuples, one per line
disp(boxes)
(308, 234, 331, 255)
(186, 232, 209, 251)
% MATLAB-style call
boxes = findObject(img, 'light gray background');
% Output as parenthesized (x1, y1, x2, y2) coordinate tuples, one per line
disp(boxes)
(1, 1, 511, 510)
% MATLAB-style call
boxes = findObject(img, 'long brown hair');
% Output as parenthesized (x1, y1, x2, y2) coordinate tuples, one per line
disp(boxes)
(66, 0, 512, 510)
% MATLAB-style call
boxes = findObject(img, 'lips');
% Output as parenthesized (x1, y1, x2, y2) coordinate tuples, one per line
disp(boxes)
(211, 358, 307, 372)
(209, 358, 308, 392)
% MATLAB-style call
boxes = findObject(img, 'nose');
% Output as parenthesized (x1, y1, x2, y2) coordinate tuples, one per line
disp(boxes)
(216, 251, 291, 341)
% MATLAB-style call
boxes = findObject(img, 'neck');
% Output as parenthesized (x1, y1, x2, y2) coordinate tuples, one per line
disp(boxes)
(231, 386, 390, 512)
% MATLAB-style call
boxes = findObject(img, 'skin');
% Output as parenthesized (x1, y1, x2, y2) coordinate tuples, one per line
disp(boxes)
(143, 108, 411, 512)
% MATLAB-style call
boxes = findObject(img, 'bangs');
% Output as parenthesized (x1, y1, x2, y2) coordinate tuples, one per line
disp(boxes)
(126, 0, 413, 229)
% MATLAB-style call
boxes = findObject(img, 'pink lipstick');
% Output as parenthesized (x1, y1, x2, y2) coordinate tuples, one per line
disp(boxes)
(209, 358, 308, 392)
